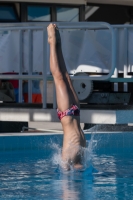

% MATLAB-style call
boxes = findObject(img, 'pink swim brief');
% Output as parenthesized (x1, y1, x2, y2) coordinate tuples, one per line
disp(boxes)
(57, 104, 80, 120)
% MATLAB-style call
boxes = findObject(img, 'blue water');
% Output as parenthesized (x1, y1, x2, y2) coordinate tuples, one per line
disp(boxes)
(0, 133, 133, 200)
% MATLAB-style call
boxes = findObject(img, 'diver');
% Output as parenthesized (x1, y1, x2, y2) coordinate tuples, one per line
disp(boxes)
(47, 23, 86, 170)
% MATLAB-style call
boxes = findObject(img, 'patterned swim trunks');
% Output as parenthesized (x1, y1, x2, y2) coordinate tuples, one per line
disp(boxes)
(57, 104, 80, 120)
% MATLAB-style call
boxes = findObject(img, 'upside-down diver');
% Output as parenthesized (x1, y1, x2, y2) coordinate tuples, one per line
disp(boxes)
(47, 23, 86, 170)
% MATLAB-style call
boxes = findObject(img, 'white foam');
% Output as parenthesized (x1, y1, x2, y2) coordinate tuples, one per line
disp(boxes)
(51, 134, 97, 172)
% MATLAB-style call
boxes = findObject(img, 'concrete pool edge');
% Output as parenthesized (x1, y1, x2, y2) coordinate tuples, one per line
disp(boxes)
(0, 131, 133, 136)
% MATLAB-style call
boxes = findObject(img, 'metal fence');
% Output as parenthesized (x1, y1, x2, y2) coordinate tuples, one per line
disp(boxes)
(1, 22, 130, 108)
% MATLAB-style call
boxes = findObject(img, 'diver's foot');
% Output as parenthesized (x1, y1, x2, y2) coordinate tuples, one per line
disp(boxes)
(47, 23, 56, 45)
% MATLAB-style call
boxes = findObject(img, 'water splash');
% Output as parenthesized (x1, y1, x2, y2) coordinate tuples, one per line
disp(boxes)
(51, 134, 98, 176)
(51, 143, 62, 166)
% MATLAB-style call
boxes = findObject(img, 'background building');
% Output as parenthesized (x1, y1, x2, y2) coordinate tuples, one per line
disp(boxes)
(1, 0, 133, 24)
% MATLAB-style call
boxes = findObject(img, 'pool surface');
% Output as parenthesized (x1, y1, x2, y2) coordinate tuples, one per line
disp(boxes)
(0, 132, 133, 200)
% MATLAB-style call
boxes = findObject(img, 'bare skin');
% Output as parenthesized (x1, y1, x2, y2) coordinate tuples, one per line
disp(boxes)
(47, 24, 86, 170)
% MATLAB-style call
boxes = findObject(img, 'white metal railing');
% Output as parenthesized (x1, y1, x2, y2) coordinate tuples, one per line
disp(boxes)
(0, 23, 116, 108)
(0, 26, 47, 107)
(110, 24, 133, 92)
(0, 22, 133, 108)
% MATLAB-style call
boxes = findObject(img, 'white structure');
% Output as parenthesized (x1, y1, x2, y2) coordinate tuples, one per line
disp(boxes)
(0, 22, 133, 124)
(0, 0, 133, 125)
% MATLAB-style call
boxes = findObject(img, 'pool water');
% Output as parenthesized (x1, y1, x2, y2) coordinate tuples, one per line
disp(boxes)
(0, 133, 133, 200)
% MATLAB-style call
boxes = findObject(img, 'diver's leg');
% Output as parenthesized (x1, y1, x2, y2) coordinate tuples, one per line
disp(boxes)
(56, 43, 80, 108)
(47, 24, 70, 111)
(47, 24, 79, 111)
